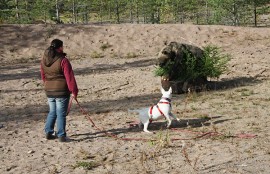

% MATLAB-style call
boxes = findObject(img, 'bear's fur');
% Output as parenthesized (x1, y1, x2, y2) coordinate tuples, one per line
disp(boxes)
(157, 41, 205, 80)
(157, 41, 208, 93)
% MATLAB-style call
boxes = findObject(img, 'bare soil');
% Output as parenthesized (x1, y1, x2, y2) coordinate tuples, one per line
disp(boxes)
(0, 24, 270, 174)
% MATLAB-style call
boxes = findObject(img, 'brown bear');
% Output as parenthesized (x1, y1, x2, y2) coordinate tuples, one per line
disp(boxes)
(157, 41, 207, 93)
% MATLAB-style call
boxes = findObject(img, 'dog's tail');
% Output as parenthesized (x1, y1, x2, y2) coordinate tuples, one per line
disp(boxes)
(128, 107, 150, 123)
(128, 108, 148, 114)
(128, 107, 148, 115)
(127, 108, 141, 114)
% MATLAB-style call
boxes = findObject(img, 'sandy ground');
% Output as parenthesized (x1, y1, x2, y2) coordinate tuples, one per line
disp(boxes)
(0, 24, 270, 174)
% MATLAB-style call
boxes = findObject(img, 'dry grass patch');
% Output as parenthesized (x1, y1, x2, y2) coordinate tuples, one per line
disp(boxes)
(100, 42, 112, 51)
(90, 51, 104, 58)
(73, 161, 100, 170)
(125, 52, 138, 58)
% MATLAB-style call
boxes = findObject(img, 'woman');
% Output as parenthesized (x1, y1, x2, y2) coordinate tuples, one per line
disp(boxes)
(40, 39, 78, 142)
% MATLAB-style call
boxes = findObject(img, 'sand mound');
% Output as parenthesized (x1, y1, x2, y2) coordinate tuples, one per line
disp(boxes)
(0, 24, 270, 174)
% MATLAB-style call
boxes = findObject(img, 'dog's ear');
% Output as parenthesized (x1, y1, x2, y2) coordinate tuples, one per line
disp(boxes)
(168, 87, 172, 93)
(161, 87, 166, 94)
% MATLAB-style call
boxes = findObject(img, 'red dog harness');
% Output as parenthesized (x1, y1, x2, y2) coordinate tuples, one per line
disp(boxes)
(149, 97, 171, 123)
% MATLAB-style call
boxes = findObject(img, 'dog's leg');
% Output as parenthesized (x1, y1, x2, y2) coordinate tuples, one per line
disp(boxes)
(164, 114, 172, 129)
(169, 113, 180, 122)
(143, 120, 152, 133)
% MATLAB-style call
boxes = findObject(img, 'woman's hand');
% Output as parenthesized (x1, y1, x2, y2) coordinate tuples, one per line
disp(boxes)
(72, 93, 77, 100)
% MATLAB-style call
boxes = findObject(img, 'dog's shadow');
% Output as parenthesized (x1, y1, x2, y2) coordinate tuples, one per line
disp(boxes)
(145, 116, 228, 131)
(71, 116, 228, 141)
(70, 125, 142, 142)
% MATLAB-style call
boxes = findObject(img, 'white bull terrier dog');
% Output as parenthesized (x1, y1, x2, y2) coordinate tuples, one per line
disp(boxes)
(130, 87, 180, 133)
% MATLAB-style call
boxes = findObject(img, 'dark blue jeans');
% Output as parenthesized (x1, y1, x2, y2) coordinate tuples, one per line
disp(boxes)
(45, 97, 70, 137)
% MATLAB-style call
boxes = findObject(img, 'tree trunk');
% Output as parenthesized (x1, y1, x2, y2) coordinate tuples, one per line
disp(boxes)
(136, 0, 139, 23)
(254, 5, 257, 27)
(55, 0, 60, 23)
(72, 0, 76, 23)
(114, 0, 120, 23)
(15, 0, 19, 19)
(206, 1, 210, 24)
(85, 5, 88, 24)
(129, 0, 133, 23)
(100, 1, 103, 23)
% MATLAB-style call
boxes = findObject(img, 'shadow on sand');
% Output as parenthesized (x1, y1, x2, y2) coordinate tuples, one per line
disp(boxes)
(163, 76, 261, 94)
(0, 75, 262, 124)
(0, 58, 155, 81)
(70, 115, 230, 142)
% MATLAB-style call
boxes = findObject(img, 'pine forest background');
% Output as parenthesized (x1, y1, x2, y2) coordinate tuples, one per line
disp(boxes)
(1, 0, 270, 27)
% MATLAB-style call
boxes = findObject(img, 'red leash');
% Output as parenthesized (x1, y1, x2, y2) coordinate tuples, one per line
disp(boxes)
(67, 97, 257, 141)
(70, 97, 122, 140)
